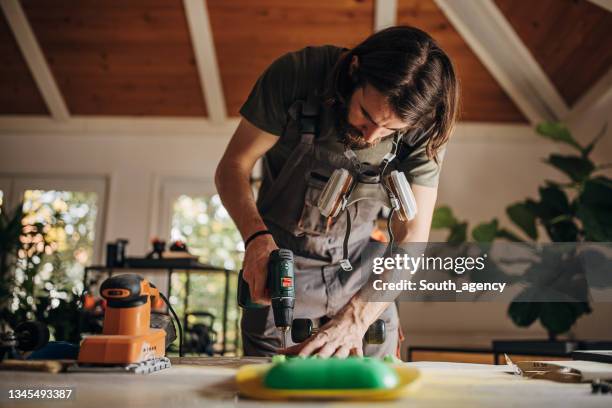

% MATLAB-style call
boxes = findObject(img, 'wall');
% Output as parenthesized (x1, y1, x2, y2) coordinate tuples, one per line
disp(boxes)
(1, 116, 611, 350)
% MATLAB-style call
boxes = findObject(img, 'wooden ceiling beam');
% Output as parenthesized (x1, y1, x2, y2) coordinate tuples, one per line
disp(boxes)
(587, 0, 612, 12)
(183, 0, 226, 123)
(435, 0, 569, 125)
(0, 0, 69, 120)
(374, 0, 397, 31)
(567, 67, 612, 124)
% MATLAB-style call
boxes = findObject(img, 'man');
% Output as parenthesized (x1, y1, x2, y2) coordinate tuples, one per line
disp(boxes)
(215, 26, 459, 357)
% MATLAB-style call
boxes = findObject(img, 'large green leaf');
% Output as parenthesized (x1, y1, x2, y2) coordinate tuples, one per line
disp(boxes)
(546, 154, 595, 182)
(507, 201, 538, 240)
(536, 122, 582, 152)
(447, 222, 467, 244)
(535, 186, 578, 241)
(496, 228, 524, 242)
(539, 302, 581, 336)
(508, 301, 540, 327)
(545, 220, 579, 242)
(569, 302, 592, 318)
(472, 219, 498, 243)
(576, 177, 612, 241)
(431, 206, 457, 229)
(538, 185, 571, 217)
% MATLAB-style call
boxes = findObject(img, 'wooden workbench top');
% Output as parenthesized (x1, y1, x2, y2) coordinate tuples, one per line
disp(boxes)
(0, 358, 607, 407)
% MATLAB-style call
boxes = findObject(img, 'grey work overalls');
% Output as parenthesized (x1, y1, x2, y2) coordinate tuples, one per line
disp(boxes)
(241, 95, 400, 357)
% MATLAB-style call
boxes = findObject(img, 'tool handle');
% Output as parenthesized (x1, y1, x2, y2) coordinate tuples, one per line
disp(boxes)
(237, 269, 267, 309)
(238, 249, 295, 309)
(100, 274, 148, 308)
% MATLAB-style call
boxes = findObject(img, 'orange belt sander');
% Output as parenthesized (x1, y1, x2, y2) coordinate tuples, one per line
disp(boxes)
(70, 274, 179, 374)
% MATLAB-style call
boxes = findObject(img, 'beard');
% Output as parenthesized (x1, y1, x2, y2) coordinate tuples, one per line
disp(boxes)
(333, 102, 382, 150)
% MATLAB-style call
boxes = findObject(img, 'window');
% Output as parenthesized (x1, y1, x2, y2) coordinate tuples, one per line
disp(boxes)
(1, 175, 106, 336)
(157, 178, 242, 354)
(170, 194, 242, 353)
(20, 189, 100, 294)
(171, 194, 243, 270)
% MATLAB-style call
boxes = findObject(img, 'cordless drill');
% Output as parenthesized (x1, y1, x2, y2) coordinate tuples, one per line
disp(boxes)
(238, 249, 295, 349)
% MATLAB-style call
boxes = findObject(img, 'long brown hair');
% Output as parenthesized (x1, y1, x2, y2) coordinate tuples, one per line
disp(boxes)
(325, 26, 460, 160)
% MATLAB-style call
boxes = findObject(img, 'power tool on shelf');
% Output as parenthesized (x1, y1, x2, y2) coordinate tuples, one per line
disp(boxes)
(238, 249, 295, 350)
(70, 274, 182, 374)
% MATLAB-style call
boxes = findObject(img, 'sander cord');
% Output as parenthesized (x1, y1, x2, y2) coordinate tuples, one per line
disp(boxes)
(159, 292, 184, 357)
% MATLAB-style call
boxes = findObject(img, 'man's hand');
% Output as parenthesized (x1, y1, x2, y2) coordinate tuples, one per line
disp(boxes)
(281, 311, 369, 357)
(243, 235, 278, 305)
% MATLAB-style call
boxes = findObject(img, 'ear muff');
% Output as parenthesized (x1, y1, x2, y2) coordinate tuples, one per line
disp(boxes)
(385, 170, 417, 221)
(317, 169, 354, 218)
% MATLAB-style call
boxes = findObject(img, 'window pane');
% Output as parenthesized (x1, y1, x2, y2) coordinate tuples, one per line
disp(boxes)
(169, 194, 242, 354)
(19, 190, 99, 294)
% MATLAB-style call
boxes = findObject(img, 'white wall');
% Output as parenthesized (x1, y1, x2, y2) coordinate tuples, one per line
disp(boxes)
(0, 123, 234, 255)
(1, 115, 611, 350)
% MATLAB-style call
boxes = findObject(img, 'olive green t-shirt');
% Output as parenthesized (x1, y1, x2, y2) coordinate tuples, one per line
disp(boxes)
(239, 45, 445, 187)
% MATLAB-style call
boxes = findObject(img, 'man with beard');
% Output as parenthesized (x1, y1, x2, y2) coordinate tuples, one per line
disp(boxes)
(215, 26, 459, 357)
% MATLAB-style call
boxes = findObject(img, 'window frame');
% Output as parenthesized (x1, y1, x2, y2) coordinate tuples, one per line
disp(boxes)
(0, 174, 108, 264)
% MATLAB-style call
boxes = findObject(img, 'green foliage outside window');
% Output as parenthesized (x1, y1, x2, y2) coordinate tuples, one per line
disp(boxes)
(0, 190, 98, 342)
(170, 194, 243, 354)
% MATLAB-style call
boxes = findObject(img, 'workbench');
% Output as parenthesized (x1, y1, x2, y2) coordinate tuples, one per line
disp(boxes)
(0, 357, 608, 407)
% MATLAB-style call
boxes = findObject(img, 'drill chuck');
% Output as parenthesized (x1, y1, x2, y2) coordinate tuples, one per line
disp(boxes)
(271, 297, 295, 329)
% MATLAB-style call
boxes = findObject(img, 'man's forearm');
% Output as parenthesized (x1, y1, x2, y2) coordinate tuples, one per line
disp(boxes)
(342, 216, 429, 329)
(215, 160, 267, 240)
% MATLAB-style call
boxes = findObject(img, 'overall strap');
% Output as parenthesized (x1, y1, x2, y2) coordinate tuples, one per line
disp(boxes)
(258, 97, 320, 215)
(298, 93, 321, 142)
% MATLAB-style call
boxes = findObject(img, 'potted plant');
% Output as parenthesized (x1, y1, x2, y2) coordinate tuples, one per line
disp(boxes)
(432, 122, 612, 340)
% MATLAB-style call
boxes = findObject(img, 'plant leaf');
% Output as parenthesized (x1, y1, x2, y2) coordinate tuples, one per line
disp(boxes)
(576, 177, 612, 241)
(534, 185, 578, 241)
(546, 220, 579, 242)
(539, 302, 579, 336)
(508, 301, 540, 327)
(447, 222, 467, 244)
(583, 123, 607, 158)
(536, 122, 582, 152)
(496, 228, 524, 242)
(538, 185, 571, 216)
(507, 202, 538, 240)
(546, 154, 595, 182)
(431, 206, 457, 229)
(472, 219, 498, 243)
